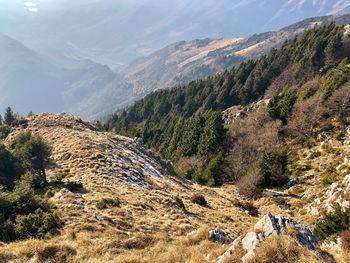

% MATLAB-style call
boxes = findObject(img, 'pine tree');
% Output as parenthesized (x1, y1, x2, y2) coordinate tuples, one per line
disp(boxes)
(4, 107, 15, 126)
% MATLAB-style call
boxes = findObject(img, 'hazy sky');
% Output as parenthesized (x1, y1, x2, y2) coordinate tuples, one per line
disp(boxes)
(1, 0, 350, 66)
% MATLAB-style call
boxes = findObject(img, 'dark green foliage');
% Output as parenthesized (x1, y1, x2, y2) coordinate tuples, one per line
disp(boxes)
(268, 88, 297, 123)
(314, 207, 350, 242)
(0, 144, 19, 189)
(164, 110, 225, 162)
(15, 208, 60, 240)
(0, 125, 10, 139)
(321, 163, 338, 186)
(180, 164, 200, 180)
(3, 107, 15, 126)
(104, 23, 348, 186)
(201, 152, 224, 186)
(0, 128, 59, 242)
(309, 151, 321, 159)
(44, 189, 58, 199)
(256, 148, 289, 187)
(96, 198, 120, 210)
(320, 58, 350, 98)
(334, 130, 345, 141)
(8, 173, 48, 215)
(302, 86, 316, 100)
(9, 131, 52, 185)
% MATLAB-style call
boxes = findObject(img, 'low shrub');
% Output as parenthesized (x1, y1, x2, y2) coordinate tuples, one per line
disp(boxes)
(232, 199, 259, 216)
(96, 198, 120, 210)
(44, 189, 59, 199)
(237, 167, 264, 199)
(190, 194, 207, 206)
(64, 182, 83, 192)
(321, 163, 338, 186)
(272, 197, 289, 207)
(257, 148, 289, 187)
(334, 130, 344, 141)
(314, 207, 350, 242)
(341, 230, 350, 252)
(15, 208, 60, 239)
(309, 151, 321, 159)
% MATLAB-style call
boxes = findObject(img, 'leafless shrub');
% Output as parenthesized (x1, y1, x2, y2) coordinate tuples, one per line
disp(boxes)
(236, 167, 264, 199)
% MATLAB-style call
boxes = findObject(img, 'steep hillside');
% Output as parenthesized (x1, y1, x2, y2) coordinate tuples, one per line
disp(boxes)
(0, 116, 349, 262)
(118, 13, 350, 95)
(0, 113, 259, 262)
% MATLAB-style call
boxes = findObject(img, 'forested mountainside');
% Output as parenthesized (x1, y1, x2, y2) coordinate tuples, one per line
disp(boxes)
(106, 22, 350, 189)
(117, 13, 350, 95)
(1, 14, 350, 121)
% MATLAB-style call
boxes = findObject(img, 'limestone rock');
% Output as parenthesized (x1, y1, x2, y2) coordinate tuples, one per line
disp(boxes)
(242, 250, 255, 263)
(343, 174, 350, 193)
(254, 212, 279, 236)
(242, 232, 261, 252)
(133, 137, 144, 146)
(209, 229, 234, 243)
(216, 239, 240, 263)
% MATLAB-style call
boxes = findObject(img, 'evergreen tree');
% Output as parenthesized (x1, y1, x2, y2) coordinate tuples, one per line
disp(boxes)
(4, 107, 15, 126)
(9, 132, 52, 185)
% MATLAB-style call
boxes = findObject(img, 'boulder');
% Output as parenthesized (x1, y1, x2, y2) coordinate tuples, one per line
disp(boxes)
(254, 212, 279, 236)
(217, 213, 319, 263)
(253, 213, 318, 249)
(242, 232, 261, 252)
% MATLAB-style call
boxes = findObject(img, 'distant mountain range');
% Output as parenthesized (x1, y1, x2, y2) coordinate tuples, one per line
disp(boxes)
(0, 34, 136, 117)
(1, 8, 350, 120)
(1, 0, 350, 67)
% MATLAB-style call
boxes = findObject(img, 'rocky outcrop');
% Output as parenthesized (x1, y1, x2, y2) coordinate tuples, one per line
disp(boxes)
(306, 172, 350, 216)
(217, 212, 318, 263)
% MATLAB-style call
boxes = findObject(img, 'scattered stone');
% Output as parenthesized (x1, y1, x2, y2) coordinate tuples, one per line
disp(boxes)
(133, 137, 144, 146)
(265, 190, 282, 197)
(322, 237, 342, 251)
(284, 178, 299, 188)
(55, 188, 70, 199)
(209, 229, 234, 243)
(92, 214, 102, 221)
(343, 174, 350, 193)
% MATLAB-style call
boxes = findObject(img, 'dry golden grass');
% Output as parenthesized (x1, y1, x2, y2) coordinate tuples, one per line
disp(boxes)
(1, 113, 349, 262)
(245, 235, 331, 263)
